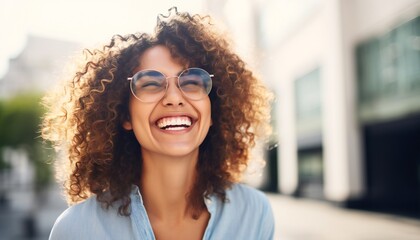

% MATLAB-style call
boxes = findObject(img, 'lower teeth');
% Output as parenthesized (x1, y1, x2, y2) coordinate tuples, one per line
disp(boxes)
(165, 126, 187, 130)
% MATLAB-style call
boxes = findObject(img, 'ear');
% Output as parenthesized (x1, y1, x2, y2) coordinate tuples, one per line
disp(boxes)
(123, 120, 133, 130)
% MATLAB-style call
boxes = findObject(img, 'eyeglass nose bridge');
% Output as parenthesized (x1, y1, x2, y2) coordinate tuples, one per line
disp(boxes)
(161, 75, 183, 96)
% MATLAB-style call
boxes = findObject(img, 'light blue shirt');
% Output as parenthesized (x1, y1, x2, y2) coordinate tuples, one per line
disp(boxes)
(49, 183, 275, 239)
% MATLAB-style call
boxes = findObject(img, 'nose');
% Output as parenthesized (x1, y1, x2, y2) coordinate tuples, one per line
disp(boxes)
(161, 77, 184, 106)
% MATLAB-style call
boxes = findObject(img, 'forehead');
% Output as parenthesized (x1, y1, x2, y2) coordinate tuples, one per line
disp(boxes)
(135, 45, 188, 75)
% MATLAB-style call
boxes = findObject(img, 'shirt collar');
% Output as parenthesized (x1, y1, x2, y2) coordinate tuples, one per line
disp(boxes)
(130, 184, 218, 213)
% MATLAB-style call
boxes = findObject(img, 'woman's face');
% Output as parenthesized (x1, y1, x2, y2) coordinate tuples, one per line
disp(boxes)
(123, 45, 212, 159)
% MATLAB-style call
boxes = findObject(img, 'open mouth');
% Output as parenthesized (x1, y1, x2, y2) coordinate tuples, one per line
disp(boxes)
(156, 116, 193, 131)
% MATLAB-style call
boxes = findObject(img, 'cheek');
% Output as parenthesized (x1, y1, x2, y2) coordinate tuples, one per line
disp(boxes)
(126, 100, 153, 131)
(201, 99, 212, 128)
(129, 111, 153, 147)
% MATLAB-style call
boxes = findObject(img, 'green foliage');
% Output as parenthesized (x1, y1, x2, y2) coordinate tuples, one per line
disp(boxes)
(0, 93, 53, 189)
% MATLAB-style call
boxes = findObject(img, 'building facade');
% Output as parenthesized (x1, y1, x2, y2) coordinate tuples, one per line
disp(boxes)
(207, 0, 420, 216)
(0, 35, 80, 99)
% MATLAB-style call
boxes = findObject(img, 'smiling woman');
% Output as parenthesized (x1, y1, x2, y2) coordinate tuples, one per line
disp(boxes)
(42, 7, 274, 240)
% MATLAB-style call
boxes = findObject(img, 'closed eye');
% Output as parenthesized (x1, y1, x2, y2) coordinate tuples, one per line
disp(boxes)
(141, 81, 162, 88)
(181, 80, 202, 87)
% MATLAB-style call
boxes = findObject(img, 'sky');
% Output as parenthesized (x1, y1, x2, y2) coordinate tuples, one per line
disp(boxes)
(0, 0, 204, 78)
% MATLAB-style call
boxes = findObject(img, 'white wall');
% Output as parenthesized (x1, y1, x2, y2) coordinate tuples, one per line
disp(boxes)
(266, 0, 419, 201)
(267, 4, 326, 195)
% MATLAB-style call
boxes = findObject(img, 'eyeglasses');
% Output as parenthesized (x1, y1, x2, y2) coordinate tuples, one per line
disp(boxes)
(127, 67, 213, 103)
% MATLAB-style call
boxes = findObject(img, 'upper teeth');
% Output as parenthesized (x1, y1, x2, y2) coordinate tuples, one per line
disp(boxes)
(157, 116, 192, 129)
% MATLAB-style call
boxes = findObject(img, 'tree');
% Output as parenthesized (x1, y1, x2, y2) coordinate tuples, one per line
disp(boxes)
(0, 93, 53, 190)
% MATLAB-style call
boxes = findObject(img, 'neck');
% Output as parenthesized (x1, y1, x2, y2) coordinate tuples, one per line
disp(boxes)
(140, 149, 199, 221)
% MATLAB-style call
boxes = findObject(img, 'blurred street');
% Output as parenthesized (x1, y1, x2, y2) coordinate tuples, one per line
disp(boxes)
(0, 184, 67, 240)
(267, 193, 420, 240)
(1, 185, 420, 239)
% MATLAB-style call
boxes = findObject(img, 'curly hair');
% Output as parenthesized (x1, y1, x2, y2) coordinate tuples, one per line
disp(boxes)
(42, 8, 272, 218)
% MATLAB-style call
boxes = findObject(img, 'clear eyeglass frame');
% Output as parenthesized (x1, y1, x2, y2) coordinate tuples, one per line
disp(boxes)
(127, 67, 214, 103)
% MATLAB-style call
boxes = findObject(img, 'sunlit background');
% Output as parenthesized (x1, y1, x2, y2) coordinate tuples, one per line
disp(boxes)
(1, 0, 420, 239)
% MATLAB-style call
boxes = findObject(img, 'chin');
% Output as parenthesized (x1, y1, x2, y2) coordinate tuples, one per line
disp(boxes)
(161, 146, 199, 158)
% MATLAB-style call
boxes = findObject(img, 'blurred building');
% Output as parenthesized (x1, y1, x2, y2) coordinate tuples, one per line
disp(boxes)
(207, 0, 420, 216)
(0, 35, 80, 99)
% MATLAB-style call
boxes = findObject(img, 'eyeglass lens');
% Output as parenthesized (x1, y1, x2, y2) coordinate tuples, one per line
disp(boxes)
(130, 68, 212, 102)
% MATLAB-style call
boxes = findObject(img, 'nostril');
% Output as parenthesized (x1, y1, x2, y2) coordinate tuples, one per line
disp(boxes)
(162, 94, 185, 106)
(163, 100, 184, 106)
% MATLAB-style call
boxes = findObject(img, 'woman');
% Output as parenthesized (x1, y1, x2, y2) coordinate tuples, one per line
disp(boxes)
(42, 7, 274, 240)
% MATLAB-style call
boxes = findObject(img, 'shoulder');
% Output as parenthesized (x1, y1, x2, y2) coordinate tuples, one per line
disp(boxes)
(49, 196, 98, 239)
(207, 183, 275, 239)
(226, 183, 271, 209)
(228, 183, 275, 235)
(58, 196, 101, 222)
(223, 183, 274, 219)
(49, 195, 132, 240)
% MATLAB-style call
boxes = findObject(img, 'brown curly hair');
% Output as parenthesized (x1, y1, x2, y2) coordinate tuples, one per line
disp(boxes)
(42, 8, 272, 218)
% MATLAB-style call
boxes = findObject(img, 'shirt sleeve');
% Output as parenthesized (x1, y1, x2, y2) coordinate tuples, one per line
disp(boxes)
(259, 195, 275, 240)
(48, 199, 94, 240)
(48, 207, 78, 240)
(228, 184, 276, 239)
